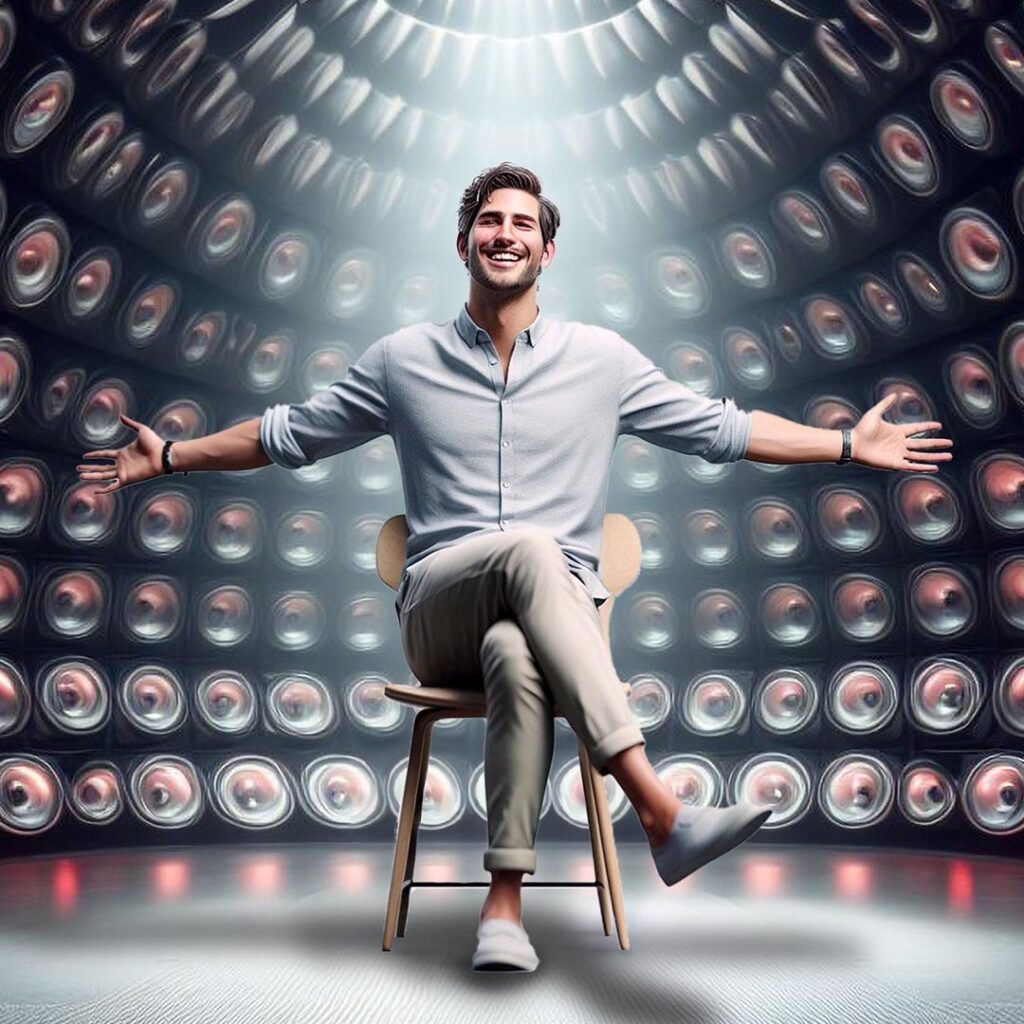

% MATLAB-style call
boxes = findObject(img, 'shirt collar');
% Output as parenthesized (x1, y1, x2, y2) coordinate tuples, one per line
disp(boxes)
(455, 303, 546, 349)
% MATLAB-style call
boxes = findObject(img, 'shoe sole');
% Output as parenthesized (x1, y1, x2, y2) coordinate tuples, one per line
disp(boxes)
(472, 961, 538, 972)
(665, 808, 772, 886)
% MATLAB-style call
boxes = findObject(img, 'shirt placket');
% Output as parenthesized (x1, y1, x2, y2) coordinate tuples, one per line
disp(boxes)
(479, 330, 521, 531)
(499, 382, 515, 528)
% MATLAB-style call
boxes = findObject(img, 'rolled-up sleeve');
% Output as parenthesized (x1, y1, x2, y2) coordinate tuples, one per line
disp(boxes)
(259, 333, 391, 469)
(616, 335, 751, 463)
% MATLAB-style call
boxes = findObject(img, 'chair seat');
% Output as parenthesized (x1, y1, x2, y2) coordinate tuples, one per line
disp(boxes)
(384, 683, 486, 711)
(383, 681, 632, 715)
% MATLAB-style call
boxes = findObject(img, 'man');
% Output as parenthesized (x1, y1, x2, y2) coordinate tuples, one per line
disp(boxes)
(78, 163, 953, 973)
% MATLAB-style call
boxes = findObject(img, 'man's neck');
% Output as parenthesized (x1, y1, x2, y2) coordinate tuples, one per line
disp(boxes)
(466, 285, 538, 352)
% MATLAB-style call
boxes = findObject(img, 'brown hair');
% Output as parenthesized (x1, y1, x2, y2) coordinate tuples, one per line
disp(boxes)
(457, 162, 561, 254)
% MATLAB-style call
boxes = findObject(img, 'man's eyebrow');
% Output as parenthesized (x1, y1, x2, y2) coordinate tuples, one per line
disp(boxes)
(478, 208, 538, 223)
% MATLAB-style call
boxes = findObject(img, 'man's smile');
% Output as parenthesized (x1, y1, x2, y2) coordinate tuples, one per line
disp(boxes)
(485, 250, 524, 267)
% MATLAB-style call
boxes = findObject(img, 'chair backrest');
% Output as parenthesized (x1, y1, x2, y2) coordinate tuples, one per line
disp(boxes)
(376, 516, 641, 646)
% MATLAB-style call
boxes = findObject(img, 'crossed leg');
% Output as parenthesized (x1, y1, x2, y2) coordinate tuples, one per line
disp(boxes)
(398, 527, 686, 924)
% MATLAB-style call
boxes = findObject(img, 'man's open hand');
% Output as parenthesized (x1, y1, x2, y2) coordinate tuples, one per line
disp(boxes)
(76, 414, 166, 494)
(851, 393, 954, 473)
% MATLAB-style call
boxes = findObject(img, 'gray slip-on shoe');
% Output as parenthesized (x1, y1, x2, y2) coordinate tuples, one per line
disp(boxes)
(651, 802, 772, 887)
(471, 918, 540, 972)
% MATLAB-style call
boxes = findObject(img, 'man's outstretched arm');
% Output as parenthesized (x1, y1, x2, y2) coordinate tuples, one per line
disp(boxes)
(745, 395, 954, 472)
(78, 334, 392, 494)
(78, 414, 272, 494)
(614, 335, 953, 473)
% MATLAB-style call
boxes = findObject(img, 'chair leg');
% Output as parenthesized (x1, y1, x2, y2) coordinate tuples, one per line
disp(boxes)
(577, 738, 612, 937)
(382, 709, 435, 951)
(589, 756, 630, 951)
(397, 711, 438, 938)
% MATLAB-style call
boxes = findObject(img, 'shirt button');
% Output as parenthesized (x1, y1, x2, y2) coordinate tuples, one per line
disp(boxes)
(502, 481, 510, 489)
(501, 440, 509, 448)
(502, 398, 509, 405)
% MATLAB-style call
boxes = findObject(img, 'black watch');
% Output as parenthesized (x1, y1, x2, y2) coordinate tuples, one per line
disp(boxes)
(835, 428, 852, 465)
(162, 439, 188, 475)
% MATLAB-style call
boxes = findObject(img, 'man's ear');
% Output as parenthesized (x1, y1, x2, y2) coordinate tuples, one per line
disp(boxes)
(456, 233, 468, 264)
(541, 239, 556, 270)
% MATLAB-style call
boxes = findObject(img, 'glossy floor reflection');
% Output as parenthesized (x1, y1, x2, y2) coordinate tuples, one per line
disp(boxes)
(0, 843, 1023, 1023)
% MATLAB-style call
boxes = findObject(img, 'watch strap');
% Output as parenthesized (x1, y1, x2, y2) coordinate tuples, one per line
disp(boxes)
(162, 439, 188, 475)
(836, 428, 852, 465)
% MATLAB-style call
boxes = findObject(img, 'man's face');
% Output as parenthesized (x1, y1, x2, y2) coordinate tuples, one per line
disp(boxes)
(460, 188, 553, 294)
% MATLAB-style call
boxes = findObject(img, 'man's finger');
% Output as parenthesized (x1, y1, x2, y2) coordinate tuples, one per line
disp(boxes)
(919, 452, 952, 461)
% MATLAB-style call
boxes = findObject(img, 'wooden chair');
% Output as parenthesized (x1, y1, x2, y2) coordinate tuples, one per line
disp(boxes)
(377, 514, 641, 953)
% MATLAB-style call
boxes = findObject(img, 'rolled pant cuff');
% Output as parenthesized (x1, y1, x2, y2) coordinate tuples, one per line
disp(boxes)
(591, 722, 645, 776)
(484, 848, 537, 874)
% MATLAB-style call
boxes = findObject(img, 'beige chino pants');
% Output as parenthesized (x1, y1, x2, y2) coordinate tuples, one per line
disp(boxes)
(396, 526, 645, 875)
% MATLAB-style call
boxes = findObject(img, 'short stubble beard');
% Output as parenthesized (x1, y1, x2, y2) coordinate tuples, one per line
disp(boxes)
(466, 243, 542, 294)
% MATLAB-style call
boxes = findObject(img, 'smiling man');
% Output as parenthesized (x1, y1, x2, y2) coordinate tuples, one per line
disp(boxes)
(78, 162, 953, 974)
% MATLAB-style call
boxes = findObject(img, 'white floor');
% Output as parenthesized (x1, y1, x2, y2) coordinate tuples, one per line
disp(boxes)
(0, 843, 1022, 1023)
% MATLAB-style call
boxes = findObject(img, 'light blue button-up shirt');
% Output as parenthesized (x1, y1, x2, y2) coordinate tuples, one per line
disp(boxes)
(259, 304, 753, 610)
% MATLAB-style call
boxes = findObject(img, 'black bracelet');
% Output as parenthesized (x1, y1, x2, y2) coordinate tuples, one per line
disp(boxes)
(835, 428, 852, 465)
(162, 439, 188, 475)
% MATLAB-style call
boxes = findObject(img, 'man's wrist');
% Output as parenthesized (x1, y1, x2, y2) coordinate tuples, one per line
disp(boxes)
(173, 441, 190, 475)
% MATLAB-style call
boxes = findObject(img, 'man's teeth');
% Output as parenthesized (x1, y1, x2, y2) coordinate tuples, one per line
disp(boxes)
(489, 253, 520, 262)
